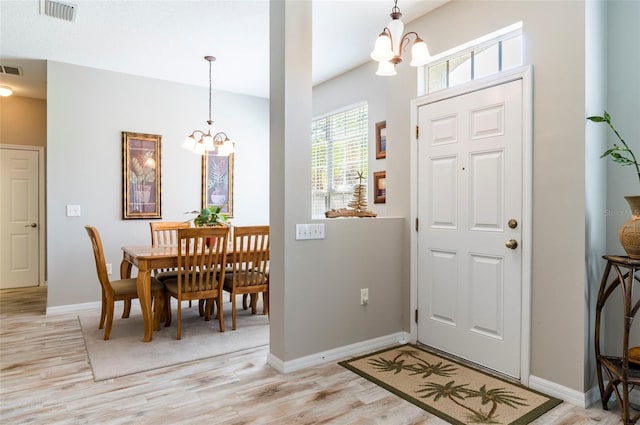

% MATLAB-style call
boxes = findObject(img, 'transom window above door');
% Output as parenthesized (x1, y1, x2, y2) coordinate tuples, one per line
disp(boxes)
(422, 23, 523, 95)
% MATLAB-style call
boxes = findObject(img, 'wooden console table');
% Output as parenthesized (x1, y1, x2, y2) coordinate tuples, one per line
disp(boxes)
(595, 255, 640, 425)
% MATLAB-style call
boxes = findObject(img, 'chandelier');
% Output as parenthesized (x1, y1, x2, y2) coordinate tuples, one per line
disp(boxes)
(370, 0, 431, 76)
(182, 56, 234, 156)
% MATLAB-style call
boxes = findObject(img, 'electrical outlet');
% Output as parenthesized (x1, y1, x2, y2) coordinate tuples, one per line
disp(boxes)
(360, 288, 369, 305)
(106, 263, 112, 275)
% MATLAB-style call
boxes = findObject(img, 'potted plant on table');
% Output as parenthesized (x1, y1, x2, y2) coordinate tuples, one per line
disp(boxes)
(187, 205, 230, 227)
(186, 205, 230, 249)
(587, 111, 640, 259)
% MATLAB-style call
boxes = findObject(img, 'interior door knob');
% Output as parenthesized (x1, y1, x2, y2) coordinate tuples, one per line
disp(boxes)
(24, 223, 37, 228)
(505, 239, 518, 250)
(508, 219, 518, 229)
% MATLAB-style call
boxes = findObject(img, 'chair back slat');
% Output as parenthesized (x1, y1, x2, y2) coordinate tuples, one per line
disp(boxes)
(177, 226, 229, 297)
(150, 221, 192, 275)
(231, 226, 270, 289)
(84, 225, 114, 295)
(150, 221, 191, 247)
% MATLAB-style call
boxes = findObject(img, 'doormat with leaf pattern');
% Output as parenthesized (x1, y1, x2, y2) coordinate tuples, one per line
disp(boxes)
(339, 344, 562, 425)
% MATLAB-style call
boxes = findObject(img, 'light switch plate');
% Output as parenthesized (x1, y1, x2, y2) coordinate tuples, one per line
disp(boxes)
(66, 204, 81, 217)
(295, 223, 325, 240)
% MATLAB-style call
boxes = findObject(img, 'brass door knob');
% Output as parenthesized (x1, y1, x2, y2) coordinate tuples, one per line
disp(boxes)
(505, 239, 518, 249)
(508, 219, 518, 229)
(24, 223, 37, 228)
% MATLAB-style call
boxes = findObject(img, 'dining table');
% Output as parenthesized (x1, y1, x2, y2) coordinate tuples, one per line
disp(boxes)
(120, 243, 267, 342)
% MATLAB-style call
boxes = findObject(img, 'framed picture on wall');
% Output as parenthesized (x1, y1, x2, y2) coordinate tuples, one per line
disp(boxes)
(373, 171, 386, 204)
(202, 152, 234, 217)
(376, 121, 387, 159)
(122, 131, 162, 219)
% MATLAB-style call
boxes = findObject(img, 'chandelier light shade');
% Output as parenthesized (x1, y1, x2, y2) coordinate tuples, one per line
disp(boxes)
(370, 0, 431, 76)
(182, 56, 235, 156)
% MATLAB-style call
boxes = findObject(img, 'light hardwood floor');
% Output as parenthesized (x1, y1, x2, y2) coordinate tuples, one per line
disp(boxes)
(0, 287, 625, 424)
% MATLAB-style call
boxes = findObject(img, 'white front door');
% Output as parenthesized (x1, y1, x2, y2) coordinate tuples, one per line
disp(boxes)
(0, 147, 41, 289)
(416, 79, 523, 378)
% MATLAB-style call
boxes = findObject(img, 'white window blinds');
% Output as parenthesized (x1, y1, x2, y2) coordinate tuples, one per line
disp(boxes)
(311, 103, 368, 218)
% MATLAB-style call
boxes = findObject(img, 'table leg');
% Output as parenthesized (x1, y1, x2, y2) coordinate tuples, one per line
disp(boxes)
(136, 268, 154, 342)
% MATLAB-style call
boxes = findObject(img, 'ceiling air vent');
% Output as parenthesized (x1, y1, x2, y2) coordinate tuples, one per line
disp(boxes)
(40, 0, 77, 22)
(0, 65, 23, 76)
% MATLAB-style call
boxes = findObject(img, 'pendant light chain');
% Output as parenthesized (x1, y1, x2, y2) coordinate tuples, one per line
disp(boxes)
(207, 57, 213, 126)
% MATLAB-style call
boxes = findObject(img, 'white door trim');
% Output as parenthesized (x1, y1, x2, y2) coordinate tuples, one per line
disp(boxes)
(409, 66, 533, 385)
(0, 144, 46, 287)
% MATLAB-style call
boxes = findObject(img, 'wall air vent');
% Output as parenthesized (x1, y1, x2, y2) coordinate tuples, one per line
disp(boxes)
(0, 65, 23, 76)
(40, 0, 77, 22)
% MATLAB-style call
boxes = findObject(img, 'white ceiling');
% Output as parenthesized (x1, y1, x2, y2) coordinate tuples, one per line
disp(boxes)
(0, 0, 446, 100)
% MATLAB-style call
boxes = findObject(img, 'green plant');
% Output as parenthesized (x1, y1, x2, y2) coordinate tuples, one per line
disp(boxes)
(187, 205, 230, 227)
(587, 111, 640, 187)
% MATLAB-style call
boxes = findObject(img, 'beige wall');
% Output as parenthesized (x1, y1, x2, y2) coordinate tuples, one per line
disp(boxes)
(0, 96, 46, 146)
(46, 61, 270, 308)
(386, 0, 589, 392)
(269, 2, 407, 364)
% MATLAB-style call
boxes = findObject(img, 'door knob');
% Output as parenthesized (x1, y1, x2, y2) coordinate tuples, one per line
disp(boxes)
(505, 239, 518, 249)
(508, 219, 518, 229)
(24, 223, 37, 228)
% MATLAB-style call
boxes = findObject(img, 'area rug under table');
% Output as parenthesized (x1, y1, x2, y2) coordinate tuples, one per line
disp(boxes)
(79, 298, 269, 381)
(339, 344, 562, 425)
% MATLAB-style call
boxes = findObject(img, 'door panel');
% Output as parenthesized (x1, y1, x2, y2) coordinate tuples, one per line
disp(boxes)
(417, 79, 523, 378)
(0, 148, 40, 288)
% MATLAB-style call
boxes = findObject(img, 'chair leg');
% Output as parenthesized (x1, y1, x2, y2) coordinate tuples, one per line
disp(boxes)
(176, 299, 182, 340)
(122, 299, 132, 318)
(242, 294, 249, 310)
(250, 293, 258, 315)
(218, 296, 225, 332)
(103, 299, 115, 340)
(231, 293, 237, 330)
(203, 299, 212, 322)
(263, 291, 269, 315)
(152, 293, 163, 331)
(198, 299, 206, 317)
(164, 293, 172, 327)
(99, 293, 107, 329)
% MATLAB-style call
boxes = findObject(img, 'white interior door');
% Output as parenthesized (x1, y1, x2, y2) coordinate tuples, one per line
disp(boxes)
(416, 79, 523, 378)
(0, 147, 41, 289)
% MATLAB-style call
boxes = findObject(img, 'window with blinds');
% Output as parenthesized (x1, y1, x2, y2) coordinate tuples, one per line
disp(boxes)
(311, 103, 368, 218)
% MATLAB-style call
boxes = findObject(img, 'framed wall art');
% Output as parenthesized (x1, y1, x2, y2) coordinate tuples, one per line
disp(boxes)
(122, 131, 161, 219)
(373, 171, 386, 204)
(202, 152, 234, 216)
(376, 121, 387, 159)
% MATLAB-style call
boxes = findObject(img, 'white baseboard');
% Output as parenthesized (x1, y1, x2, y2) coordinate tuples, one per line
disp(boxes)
(267, 332, 410, 374)
(529, 375, 595, 408)
(46, 300, 102, 315)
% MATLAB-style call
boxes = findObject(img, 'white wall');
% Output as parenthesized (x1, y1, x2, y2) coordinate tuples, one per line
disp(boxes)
(46, 61, 268, 308)
(584, 0, 607, 393)
(603, 0, 640, 352)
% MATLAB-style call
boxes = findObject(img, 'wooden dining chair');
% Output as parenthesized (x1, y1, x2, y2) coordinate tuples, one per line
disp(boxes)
(223, 225, 270, 330)
(150, 221, 192, 248)
(150, 221, 193, 307)
(163, 226, 230, 339)
(85, 225, 165, 340)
